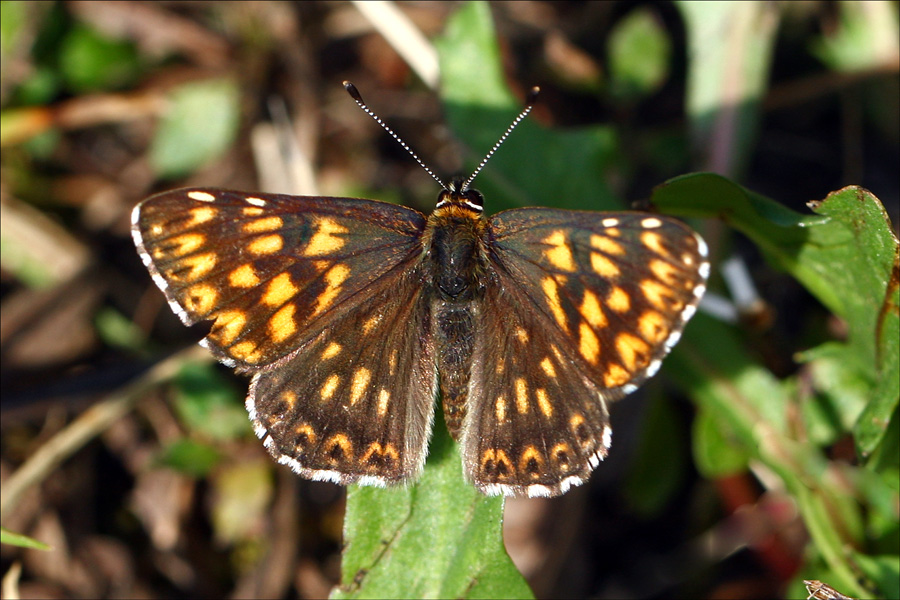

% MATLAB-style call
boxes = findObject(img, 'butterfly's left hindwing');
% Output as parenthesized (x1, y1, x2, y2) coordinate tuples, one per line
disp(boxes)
(132, 188, 427, 370)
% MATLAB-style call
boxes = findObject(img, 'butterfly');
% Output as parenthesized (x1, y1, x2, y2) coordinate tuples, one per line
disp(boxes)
(132, 83, 709, 497)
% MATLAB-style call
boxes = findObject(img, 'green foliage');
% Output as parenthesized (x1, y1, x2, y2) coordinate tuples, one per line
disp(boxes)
(59, 24, 141, 93)
(156, 438, 222, 478)
(811, 1, 900, 72)
(435, 1, 621, 214)
(4, 1, 895, 597)
(210, 461, 274, 546)
(655, 174, 899, 598)
(623, 391, 689, 517)
(677, 1, 778, 177)
(335, 414, 532, 600)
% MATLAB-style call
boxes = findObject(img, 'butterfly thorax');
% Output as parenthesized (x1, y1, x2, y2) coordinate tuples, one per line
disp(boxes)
(426, 213, 486, 301)
(425, 187, 489, 438)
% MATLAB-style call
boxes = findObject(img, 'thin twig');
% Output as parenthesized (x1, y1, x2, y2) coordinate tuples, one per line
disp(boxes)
(0, 346, 208, 522)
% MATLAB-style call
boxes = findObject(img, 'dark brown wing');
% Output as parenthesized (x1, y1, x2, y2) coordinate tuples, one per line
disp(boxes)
(132, 188, 427, 370)
(133, 187, 437, 485)
(461, 209, 708, 497)
(248, 265, 436, 485)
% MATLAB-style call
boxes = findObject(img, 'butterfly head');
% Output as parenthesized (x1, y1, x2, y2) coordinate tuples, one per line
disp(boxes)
(436, 178, 485, 214)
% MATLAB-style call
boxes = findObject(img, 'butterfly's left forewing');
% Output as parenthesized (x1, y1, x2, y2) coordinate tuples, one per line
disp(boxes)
(461, 208, 709, 496)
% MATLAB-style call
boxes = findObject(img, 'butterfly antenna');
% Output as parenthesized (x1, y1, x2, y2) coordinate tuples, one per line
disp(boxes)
(460, 86, 540, 192)
(343, 81, 446, 189)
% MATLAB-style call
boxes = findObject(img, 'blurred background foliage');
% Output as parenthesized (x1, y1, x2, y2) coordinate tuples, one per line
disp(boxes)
(1, 2, 898, 599)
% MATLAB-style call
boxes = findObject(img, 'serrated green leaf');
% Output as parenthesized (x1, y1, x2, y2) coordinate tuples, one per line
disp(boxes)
(149, 78, 240, 178)
(655, 175, 900, 598)
(653, 175, 900, 459)
(435, 1, 621, 214)
(857, 245, 899, 459)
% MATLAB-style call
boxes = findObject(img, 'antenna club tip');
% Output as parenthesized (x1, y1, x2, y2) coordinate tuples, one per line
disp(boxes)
(343, 81, 363, 101)
(526, 86, 541, 105)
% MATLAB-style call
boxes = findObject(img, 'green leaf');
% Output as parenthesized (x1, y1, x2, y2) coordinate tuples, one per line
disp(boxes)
(811, 1, 900, 72)
(856, 252, 899, 459)
(666, 312, 791, 457)
(149, 78, 241, 178)
(95, 307, 145, 351)
(654, 175, 899, 459)
(657, 177, 894, 369)
(607, 7, 671, 102)
(848, 551, 900, 600)
(334, 415, 532, 600)
(667, 311, 871, 597)
(172, 362, 249, 441)
(335, 7, 557, 598)
(654, 175, 900, 598)
(797, 342, 871, 446)
(13, 65, 60, 105)
(0, 1, 26, 60)
(59, 24, 140, 93)
(866, 404, 900, 476)
(435, 1, 621, 214)
(0, 527, 51, 550)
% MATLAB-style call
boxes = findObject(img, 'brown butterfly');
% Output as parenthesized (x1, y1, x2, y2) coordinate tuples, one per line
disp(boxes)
(133, 83, 708, 497)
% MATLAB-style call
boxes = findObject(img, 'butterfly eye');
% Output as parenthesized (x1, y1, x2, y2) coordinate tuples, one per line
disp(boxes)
(464, 190, 485, 211)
